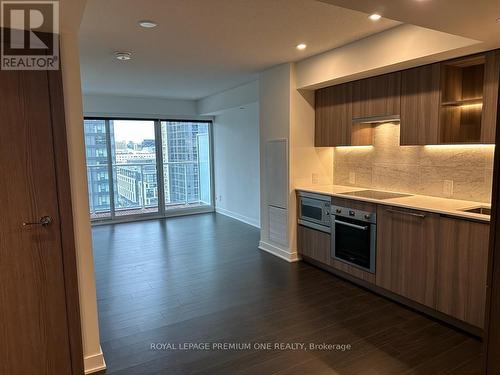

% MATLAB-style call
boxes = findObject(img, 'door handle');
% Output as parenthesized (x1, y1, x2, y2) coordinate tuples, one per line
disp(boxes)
(23, 216, 53, 227)
(334, 219, 368, 231)
(386, 209, 425, 219)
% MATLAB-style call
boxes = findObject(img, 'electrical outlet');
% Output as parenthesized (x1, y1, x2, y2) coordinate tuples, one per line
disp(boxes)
(349, 172, 356, 185)
(218, 195, 222, 202)
(312, 173, 319, 184)
(443, 180, 454, 197)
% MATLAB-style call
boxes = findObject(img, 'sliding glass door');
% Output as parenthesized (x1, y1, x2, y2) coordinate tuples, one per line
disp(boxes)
(83, 118, 213, 222)
(111, 120, 159, 217)
(161, 121, 212, 212)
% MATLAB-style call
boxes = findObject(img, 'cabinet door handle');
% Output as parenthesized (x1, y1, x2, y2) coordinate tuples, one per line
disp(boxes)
(386, 209, 425, 219)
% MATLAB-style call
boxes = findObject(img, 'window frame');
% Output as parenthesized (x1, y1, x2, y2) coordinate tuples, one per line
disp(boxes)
(84, 117, 215, 224)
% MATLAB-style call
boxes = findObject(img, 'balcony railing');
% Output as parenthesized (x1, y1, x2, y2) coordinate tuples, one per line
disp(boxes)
(86, 161, 210, 220)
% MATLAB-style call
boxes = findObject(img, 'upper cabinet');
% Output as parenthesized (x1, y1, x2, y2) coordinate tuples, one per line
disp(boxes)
(400, 64, 441, 145)
(439, 55, 486, 144)
(315, 83, 352, 147)
(315, 49, 500, 147)
(314, 73, 400, 147)
(401, 51, 500, 145)
(482, 50, 500, 143)
(352, 72, 401, 120)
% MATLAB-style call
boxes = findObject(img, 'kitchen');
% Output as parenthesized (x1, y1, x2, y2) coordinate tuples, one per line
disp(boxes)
(295, 50, 498, 337)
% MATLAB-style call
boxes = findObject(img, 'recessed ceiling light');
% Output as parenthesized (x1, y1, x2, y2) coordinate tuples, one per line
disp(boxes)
(114, 51, 132, 61)
(296, 43, 307, 50)
(138, 20, 157, 28)
(369, 13, 382, 21)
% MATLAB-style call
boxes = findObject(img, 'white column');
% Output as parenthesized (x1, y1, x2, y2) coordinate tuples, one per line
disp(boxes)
(60, 31, 106, 374)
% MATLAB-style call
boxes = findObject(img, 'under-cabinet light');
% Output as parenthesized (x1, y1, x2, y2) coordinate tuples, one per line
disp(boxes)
(460, 103, 483, 110)
(423, 144, 494, 149)
(335, 146, 374, 150)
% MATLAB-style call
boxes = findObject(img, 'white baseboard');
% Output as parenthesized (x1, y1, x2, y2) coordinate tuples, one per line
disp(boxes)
(84, 347, 106, 374)
(258, 240, 300, 262)
(216, 207, 260, 228)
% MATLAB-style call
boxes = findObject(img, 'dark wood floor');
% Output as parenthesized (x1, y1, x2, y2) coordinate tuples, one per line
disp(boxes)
(92, 213, 482, 375)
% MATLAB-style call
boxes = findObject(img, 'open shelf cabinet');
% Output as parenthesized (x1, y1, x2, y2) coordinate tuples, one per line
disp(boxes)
(439, 55, 485, 143)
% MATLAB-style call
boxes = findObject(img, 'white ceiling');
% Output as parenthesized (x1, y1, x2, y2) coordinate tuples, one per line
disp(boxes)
(319, 0, 500, 47)
(79, 0, 399, 100)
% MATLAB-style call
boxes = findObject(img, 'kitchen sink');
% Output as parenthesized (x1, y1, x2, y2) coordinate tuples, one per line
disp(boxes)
(460, 206, 491, 216)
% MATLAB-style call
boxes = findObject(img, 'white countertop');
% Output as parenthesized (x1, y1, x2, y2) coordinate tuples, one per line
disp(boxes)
(296, 184, 490, 223)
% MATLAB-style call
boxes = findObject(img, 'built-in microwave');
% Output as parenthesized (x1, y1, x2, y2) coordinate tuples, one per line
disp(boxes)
(297, 192, 331, 233)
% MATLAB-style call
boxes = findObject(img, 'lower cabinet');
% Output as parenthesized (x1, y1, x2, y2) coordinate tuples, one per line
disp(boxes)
(297, 223, 376, 283)
(376, 206, 439, 308)
(376, 205, 490, 328)
(297, 199, 490, 330)
(436, 217, 490, 328)
(297, 225, 330, 264)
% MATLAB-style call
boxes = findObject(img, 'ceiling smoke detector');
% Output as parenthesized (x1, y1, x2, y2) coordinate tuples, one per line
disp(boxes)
(114, 51, 132, 61)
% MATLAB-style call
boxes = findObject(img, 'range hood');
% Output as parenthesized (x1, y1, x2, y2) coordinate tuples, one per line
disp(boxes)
(352, 115, 400, 124)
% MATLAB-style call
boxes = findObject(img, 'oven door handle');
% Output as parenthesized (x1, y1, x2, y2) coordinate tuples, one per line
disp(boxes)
(334, 219, 368, 231)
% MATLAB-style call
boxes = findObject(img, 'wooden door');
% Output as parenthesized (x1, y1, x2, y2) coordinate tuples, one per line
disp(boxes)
(486, 58, 500, 370)
(400, 64, 441, 145)
(297, 225, 330, 264)
(315, 83, 352, 147)
(376, 206, 439, 308)
(352, 72, 401, 119)
(436, 217, 490, 328)
(0, 70, 82, 373)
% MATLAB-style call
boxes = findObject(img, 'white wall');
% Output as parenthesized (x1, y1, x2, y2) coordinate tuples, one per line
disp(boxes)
(83, 94, 210, 120)
(213, 103, 260, 227)
(296, 24, 481, 90)
(258, 63, 295, 260)
(197, 80, 259, 115)
(288, 64, 334, 255)
(61, 33, 106, 374)
(257, 63, 334, 262)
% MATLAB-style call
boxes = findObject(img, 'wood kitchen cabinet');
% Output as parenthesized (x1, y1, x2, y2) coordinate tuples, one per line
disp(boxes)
(400, 51, 499, 145)
(314, 49, 500, 146)
(315, 83, 352, 147)
(439, 52, 500, 144)
(436, 217, 490, 328)
(297, 225, 330, 264)
(297, 188, 492, 333)
(376, 206, 439, 308)
(481, 49, 500, 143)
(352, 72, 401, 120)
(400, 63, 441, 145)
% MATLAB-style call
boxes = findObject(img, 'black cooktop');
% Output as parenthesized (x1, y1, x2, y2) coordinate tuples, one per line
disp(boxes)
(342, 190, 412, 200)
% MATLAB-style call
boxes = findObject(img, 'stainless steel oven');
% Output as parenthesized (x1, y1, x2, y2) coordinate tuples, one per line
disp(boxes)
(331, 204, 376, 273)
(297, 192, 331, 233)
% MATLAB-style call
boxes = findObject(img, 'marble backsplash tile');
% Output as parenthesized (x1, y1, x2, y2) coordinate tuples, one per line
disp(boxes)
(333, 123, 495, 203)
